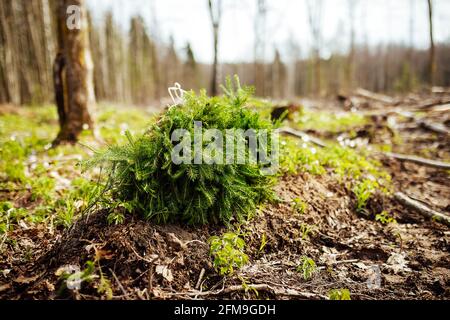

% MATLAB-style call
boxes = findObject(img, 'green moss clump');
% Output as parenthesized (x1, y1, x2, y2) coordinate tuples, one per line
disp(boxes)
(85, 78, 276, 225)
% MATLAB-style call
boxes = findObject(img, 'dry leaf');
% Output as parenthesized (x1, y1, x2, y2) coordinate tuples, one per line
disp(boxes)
(155, 265, 173, 282)
(14, 274, 39, 284)
(0, 283, 11, 293)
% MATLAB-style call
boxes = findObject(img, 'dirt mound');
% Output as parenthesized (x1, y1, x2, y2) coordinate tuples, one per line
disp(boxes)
(10, 211, 223, 299)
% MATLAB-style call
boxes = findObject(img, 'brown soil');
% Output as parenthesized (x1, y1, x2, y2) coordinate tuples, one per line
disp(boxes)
(2, 167, 449, 300)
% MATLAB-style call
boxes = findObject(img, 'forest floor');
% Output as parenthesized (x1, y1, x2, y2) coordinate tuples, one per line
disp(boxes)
(0, 92, 449, 300)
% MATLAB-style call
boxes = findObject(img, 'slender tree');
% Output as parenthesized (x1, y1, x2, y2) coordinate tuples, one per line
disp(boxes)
(427, 0, 436, 86)
(346, 0, 358, 91)
(168, 36, 181, 82)
(271, 49, 287, 99)
(254, 0, 267, 97)
(183, 42, 199, 90)
(306, 0, 324, 95)
(53, 0, 95, 145)
(207, 0, 222, 96)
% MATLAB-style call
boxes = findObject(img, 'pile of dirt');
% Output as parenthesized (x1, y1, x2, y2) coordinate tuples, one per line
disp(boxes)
(6, 211, 221, 299)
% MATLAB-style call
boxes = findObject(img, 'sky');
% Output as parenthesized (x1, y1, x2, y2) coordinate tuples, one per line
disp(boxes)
(88, 0, 450, 64)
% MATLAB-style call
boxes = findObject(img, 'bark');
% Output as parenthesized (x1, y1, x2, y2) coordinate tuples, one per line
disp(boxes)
(53, 0, 94, 145)
(53, 52, 66, 128)
(0, 1, 21, 104)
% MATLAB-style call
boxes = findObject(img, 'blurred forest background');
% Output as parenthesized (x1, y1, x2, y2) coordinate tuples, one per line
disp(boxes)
(0, 0, 449, 106)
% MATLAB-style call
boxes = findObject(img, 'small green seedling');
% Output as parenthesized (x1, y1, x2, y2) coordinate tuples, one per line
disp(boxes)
(106, 200, 133, 225)
(375, 211, 396, 224)
(296, 256, 317, 280)
(107, 212, 125, 225)
(292, 197, 308, 215)
(56, 246, 114, 299)
(55, 199, 76, 228)
(258, 233, 268, 253)
(300, 223, 314, 240)
(353, 178, 379, 213)
(209, 232, 249, 276)
(328, 288, 351, 300)
(240, 276, 260, 297)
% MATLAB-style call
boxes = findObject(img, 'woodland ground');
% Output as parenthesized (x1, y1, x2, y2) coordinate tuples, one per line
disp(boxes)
(0, 93, 449, 300)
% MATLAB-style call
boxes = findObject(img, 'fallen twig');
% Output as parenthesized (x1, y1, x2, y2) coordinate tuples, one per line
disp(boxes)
(383, 152, 450, 170)
(418, 120, 450, 135)
(166, 283, 327, 299)
(391, 110, 449, 135)
(431, 86, 450, 94)
(332, 259, 359, 265)
(414, 98, 450, 110)
(355, 88, 396, 105)
(109, 268, 128, 297)
(394, 192, 450, 227)
(195, 268, 205, 290)
(278, 127, 327, 148)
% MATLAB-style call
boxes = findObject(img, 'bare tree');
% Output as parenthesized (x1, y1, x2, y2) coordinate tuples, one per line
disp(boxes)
(53, 0, 95, 145)
(162, 35, 181, 92)
(427, 0, 436, 86)
(207, 0, 222, 96)
(183, 42, 199, 90)
(409, 0, 415, 53)
(346, 0, 358, 91)
(128, 16, 158, 105)
(254, 0, 267, 97)
(271, 49, 287, 98)
(306, 0, 324, 95)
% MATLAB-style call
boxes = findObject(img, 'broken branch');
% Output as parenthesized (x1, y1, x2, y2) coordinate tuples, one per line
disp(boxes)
(383, 152, 450, 170)
(168, 283, 327, 299)
(418, 119, 450, 135)
(355, 88, 395, 105)
(278, 127, 327, 148)
(415, 98, 450, 110)
(394, 192, 450, 227)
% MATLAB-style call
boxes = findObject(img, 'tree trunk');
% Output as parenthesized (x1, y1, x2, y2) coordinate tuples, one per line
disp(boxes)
(427, 0, 436, 86)
(53, 0, 94, 145)
(314, 52, 321, 95)
(306, 0, 323, 96)
(208, 0, 221, 96)
(211, 26, 219, 96)
(346, 0, 358, 91)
